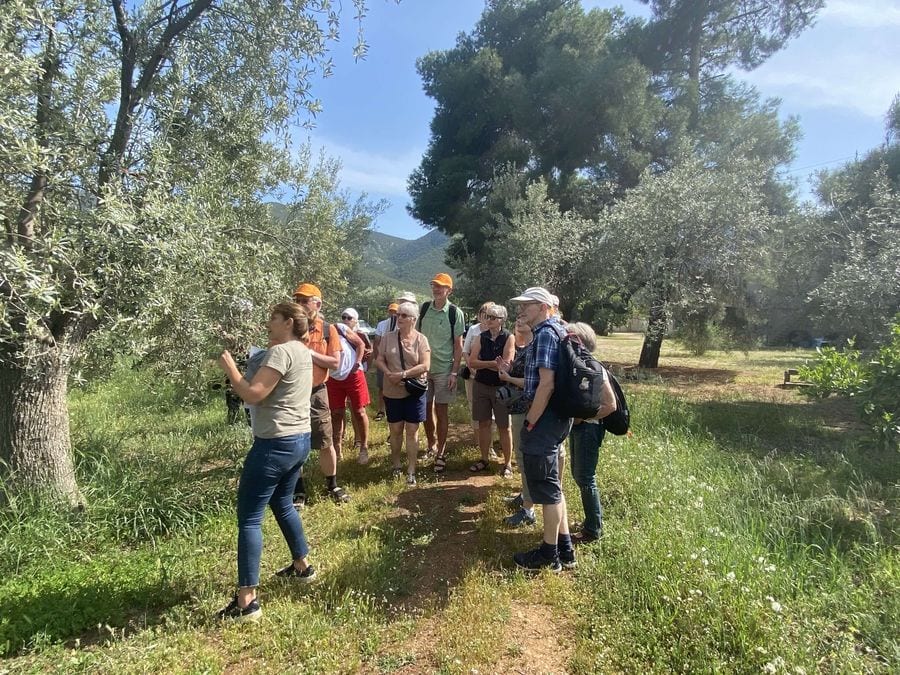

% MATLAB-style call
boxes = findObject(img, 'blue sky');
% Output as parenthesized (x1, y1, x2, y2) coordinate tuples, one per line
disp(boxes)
(301, 0, 900, 240)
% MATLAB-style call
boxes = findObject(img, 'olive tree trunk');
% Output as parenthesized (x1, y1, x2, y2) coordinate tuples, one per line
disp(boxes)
(638, 300, 668, 369)
(0, 349, 83, 506)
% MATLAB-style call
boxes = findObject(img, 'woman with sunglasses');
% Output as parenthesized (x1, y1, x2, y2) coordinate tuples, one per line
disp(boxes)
(327, 307, 373, 464)
(467, 303, 515, 475)
(374, 301, 431, 485)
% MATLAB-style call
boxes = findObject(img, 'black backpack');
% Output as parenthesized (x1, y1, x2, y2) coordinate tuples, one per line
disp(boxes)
(600, 368, 630, 436)
(541, 326, 607, 420)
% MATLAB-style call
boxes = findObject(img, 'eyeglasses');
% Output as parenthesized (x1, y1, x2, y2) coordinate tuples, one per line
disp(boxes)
(485, 315, 501, 321)
(341, 314, 354, 320)
(398, 312, 415, 319)
(294, 296, 313, 305)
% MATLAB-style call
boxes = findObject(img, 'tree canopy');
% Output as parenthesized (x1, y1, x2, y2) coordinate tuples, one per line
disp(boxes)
(0, 0, 372, 502)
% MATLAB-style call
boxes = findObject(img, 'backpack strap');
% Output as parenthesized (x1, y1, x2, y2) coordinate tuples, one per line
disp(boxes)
(449, 303, 460, 343)
(417, 301, 431, 330)
(322, 320, 330, 344)
(417, 300, 461, 343)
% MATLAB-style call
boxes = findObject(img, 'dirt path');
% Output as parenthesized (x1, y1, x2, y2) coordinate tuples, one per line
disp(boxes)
(379, 422, 576, 674)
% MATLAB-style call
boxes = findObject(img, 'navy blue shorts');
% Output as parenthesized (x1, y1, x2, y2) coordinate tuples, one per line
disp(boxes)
(522, 452, 563, 505)
(384, 393, 426, 424)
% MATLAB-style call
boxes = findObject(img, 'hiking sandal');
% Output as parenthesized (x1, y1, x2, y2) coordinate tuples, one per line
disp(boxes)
(327, 486, 351, 503)
(469, 460, 489, 473)
(434, 456, 447, 473)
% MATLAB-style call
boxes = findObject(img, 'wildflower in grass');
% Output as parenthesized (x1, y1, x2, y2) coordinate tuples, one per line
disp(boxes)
(770, 600, 783, 613)
(725, 571, 736, 582)
(764, 564, 776, 572)
(763, 656, 786, 673)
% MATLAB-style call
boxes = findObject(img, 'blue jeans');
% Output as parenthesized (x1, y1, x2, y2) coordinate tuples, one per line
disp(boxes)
(237, 433, 311, 587)
(569, 422, 605, 539)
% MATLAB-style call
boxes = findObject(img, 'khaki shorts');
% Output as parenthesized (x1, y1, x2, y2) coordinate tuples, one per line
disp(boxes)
(310, 385, 332, 450)
(427, 371, 456, 405)
(471, 379, 510, 428)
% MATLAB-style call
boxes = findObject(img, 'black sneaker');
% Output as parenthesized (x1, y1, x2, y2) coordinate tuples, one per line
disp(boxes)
(275, 563, 316, 583)
(217, 595, 261, 622)
(513, 547, 562, 573)
(292, 493, 307, 510)
(559, 549, 577, 570)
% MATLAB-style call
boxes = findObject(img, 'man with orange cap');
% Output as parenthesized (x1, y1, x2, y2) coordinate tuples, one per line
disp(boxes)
(417, 273, 465, 473)
(292, 282, 361, 504)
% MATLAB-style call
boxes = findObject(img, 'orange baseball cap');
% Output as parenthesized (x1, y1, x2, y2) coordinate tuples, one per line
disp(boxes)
(388, 302, 399, 311)
(293, 282, 321, 299)
(431, 272, 453, 288)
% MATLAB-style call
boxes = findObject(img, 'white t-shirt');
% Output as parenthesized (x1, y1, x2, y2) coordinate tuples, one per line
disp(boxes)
(375, 316, 397, 338)
(462, 324, 483, 356)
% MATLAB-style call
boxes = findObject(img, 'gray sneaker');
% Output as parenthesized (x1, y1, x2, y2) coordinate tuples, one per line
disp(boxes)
(504, 494, 524, 511)
(505, 508, 536, 527)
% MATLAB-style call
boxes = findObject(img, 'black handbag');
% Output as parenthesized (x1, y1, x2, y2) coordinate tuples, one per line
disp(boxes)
(398, 332, 427, 397)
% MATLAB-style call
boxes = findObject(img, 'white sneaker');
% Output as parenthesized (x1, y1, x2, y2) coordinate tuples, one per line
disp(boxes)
(357, 447, 369, 465)
(406, 473, 416, 486)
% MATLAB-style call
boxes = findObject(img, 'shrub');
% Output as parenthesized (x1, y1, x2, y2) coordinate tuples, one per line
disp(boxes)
(798, 319, 900, 450)
(797, 342, 864, 398)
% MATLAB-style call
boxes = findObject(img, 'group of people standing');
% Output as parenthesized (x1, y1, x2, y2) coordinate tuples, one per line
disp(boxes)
(214, 275, 616, 621)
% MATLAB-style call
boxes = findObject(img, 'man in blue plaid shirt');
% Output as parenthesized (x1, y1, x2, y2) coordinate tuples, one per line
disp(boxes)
(510, 286, 575, 573)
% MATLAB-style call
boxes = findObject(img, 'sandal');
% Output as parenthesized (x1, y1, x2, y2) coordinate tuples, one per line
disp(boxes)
(374, 411, 385, 421)
(469, 460, 489, 473)
(326, 486, 351, 503)
(434, 456, 447, 473)
(500, 463, 513, 479)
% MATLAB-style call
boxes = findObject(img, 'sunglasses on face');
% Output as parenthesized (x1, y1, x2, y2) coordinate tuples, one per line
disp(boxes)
(341, 314, 354, 320)
(294, 296, 313, 305)
(485, 315, 501, 321)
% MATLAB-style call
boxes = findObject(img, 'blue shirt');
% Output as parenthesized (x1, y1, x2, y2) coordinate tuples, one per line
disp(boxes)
(523, 317, 565, 400)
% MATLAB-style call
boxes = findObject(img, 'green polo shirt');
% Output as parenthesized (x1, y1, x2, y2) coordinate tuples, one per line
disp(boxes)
(418, 301, 464, 376)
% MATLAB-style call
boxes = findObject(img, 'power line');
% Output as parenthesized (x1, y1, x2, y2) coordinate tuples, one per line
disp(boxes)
(782, 155, 859, 174)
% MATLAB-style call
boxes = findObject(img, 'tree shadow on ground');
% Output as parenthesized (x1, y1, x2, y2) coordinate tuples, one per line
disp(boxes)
(684, 396, 896, 485)
(3, 571, 190, 657)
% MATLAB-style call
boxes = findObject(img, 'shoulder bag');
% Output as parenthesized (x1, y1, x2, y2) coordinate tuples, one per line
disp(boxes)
(398, 332, 428, 397)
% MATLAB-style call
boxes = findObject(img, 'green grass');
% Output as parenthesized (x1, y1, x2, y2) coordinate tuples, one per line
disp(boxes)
(1, 337, 897, 673)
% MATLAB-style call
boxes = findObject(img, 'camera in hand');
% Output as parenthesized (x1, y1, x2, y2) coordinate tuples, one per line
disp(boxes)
(496, 385, 521, 404)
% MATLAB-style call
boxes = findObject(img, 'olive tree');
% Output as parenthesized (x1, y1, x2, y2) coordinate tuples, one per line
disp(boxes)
(597, 152, 774, 367)
(0, 0, 368, 504)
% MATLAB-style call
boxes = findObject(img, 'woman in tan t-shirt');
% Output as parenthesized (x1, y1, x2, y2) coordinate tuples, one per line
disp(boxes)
(375, 301, 431, 486)
(216, 302, 315, 622)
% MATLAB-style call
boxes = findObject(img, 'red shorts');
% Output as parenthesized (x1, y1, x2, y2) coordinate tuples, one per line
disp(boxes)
(325, 370, 370, 411)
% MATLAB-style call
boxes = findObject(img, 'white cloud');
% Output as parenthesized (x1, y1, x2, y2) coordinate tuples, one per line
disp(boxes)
(741, 11, 900, 119)
(303, 136, 422, 196)
(821, 0, 900, 28)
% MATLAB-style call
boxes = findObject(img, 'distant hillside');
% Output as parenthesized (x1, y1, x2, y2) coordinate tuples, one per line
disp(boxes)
(264, 202, 454, 291)
(360, 229, 455, 292)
